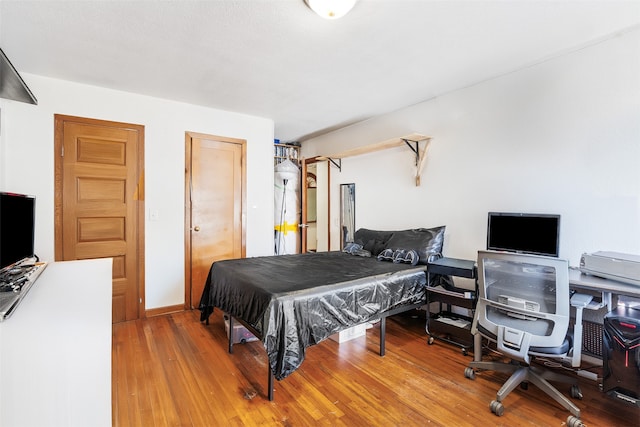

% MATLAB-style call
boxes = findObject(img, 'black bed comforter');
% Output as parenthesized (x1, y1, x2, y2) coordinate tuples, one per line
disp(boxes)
(199, 251, 427, 380)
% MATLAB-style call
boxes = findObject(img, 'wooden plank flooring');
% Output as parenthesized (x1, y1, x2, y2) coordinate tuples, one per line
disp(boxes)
(112, 309, 638, 426)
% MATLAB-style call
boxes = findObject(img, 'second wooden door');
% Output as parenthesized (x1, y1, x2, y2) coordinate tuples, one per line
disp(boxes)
(185, 132, 246, 309)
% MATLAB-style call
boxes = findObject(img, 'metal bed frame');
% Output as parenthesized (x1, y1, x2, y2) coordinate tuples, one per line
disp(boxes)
(225, 302, 424, 401)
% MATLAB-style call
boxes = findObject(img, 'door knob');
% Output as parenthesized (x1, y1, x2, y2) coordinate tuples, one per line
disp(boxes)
(194, 226, 201, 232)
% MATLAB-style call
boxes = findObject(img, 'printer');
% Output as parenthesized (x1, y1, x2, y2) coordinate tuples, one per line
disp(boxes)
(580, 251, 640, 287)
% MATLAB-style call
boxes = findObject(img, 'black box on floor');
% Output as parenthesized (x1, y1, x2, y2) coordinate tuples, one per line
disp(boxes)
(603, 306, 640, 407)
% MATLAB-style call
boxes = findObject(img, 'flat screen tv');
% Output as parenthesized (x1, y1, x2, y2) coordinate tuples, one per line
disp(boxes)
(0, 192, 36, 271)
(487, 212, 560, 257)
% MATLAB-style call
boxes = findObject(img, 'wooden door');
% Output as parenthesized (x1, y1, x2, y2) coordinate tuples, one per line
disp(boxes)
(185, 132, 246, 309)
(301, 159, 310, 253)
(55, 115, 145, 323)
(301, 158, 330, 253)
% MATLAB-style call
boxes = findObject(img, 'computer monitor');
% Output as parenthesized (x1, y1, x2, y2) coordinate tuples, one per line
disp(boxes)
(0, 192, 36, 271)
(487, 212, 560, 258)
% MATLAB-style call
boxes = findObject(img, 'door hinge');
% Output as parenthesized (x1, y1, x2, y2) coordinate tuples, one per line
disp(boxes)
(61, 145, 64, 157)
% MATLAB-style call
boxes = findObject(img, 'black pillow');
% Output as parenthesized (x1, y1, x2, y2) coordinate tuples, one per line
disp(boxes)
(354, 228, 394, 256)
(363, 239, 386, 256)
(383, 226, 446, 265)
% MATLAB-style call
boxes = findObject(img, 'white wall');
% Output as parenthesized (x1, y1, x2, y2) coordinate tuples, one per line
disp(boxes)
(302, 28, 640, 266)
(0, 75, 275, 310)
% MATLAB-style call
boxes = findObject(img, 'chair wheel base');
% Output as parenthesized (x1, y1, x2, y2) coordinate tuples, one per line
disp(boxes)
(570, 384, 583, 400)
(464, 367, 476, 380)
(567, 415, 583, 427)
(490, 400, 504, 416)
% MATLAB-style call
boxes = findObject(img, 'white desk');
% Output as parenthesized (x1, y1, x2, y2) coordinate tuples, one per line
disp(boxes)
(0, 259, 112, 427)
(569, 267, 640, 305)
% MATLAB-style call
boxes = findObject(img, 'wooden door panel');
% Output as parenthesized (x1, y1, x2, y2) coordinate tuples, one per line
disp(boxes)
(186, 133, 245, 309)
(77, 178, 126, 202)
(78, 217, 126, 241)
(75, 137, 127, 165)
(74, 241, 127, 259)
(55, 115, 144, 323)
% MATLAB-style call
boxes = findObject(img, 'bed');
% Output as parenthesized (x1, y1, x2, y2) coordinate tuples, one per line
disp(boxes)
(199, 226, 446, 399)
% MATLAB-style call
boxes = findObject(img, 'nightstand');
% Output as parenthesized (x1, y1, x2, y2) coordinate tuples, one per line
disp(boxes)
(426, 257, 477, 355)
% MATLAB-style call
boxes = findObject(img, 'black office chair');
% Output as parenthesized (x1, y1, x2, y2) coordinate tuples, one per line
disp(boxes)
(465, 250, 591, 427)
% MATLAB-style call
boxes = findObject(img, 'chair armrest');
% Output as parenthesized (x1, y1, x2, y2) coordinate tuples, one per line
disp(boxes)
(568, 293, 593, 367)
(570, 293, 593, 308)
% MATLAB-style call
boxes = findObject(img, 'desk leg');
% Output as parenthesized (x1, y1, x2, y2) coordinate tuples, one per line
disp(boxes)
(228, 316, 234, 354)
(268, 364, 274, 401)
(380, 316, 386, 356)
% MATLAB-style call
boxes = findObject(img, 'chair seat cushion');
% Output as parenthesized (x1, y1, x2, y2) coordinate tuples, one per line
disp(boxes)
(530, 331, 573, 355)
(478, 325, 573, 355)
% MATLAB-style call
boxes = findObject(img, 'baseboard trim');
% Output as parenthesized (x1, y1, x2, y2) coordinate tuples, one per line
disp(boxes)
(145, 304, 185, 318)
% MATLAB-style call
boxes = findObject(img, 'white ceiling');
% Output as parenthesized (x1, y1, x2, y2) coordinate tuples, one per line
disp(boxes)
(1, 0, 639, 143)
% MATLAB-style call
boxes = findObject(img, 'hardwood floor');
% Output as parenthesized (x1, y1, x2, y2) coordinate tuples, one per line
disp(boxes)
(112, 309, 637, 426)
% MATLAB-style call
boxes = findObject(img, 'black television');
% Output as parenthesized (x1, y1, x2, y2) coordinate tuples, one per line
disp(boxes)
(0, 192, 36, 271)
(487, 212, 560, 257)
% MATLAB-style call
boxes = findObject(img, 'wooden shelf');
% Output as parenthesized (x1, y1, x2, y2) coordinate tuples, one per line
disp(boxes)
(274, 143, 300, 166)
(318, 133, 432, 186)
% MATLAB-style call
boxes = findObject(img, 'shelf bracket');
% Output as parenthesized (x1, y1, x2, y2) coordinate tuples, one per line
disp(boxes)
(327, 157, 342, 172)
(403, 137, 432, 187)
(402, 138, 420, 166)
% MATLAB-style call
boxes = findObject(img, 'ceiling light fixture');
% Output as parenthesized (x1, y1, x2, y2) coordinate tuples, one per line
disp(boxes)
(305, 0, 357, 19)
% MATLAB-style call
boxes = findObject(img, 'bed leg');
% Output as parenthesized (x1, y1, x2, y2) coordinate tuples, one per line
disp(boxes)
(228, 316, 234, 354)
(268, 364, 274, 401)
(380, 316, 386, 356)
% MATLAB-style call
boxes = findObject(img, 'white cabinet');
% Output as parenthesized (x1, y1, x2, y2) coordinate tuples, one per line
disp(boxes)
(0, 258, 112, 427)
